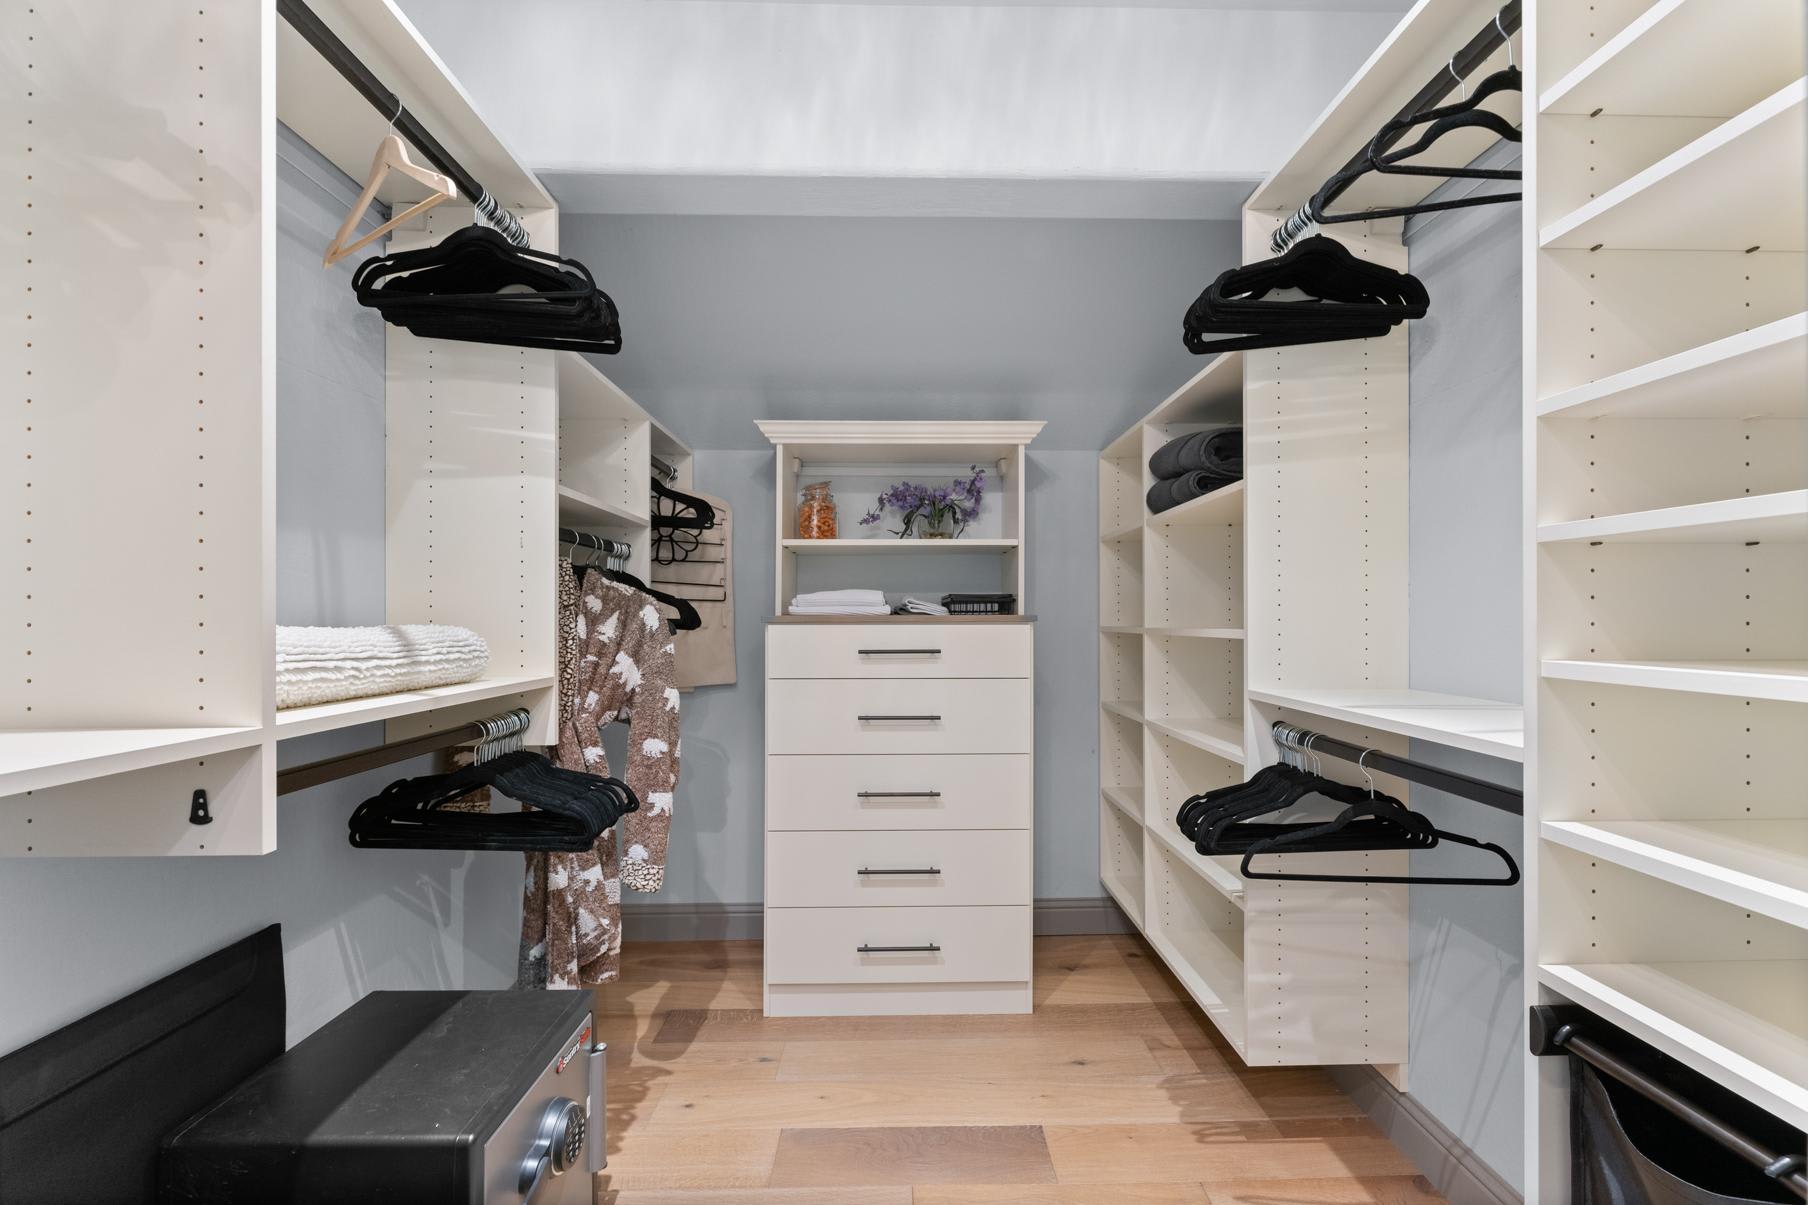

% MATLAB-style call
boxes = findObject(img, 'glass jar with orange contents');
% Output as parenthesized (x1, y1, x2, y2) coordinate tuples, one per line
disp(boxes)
(797, 481, 838, 539)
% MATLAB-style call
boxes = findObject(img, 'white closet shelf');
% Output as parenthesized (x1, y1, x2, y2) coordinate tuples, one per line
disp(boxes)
(1150, 627, 1244, 640)
(556, 353, 647, 423)
(1101, 700, 1146, 725)
(1146, 716, 1244, 764)
(1539, 0, 1807, 118)
(1144, 352, 1244, 427)
(1248, 687, 1525, 761)
(557, 485, 646, 528)
(1100, 625, 1146, 636)
(1100, 869, 1144, 928)
(1543, 819, 1808, 930)
(1540, 80, 1807, 251)
(273, 674, 556, 739)
(1537, 313, 1808, 420)
(1538, 960, 1808, 1131)
(1147, 820, 1247, 909)
(1537, 491, 1808, 545)
(1101, 785, 1143, 823)
(1151, 481, 1244, 529)
(1145, 922, 1247, 1057)
(1542, 659, 1808, 703)
(0, 727, 265, 797)
(1100, 524, 1143, 543)
(780, 538, 1018, 555)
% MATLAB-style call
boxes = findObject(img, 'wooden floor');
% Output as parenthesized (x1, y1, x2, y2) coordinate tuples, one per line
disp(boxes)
(592, 933, 1444, 1204)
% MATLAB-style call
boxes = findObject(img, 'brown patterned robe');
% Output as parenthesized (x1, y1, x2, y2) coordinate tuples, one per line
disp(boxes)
(519, 572, 679, 988)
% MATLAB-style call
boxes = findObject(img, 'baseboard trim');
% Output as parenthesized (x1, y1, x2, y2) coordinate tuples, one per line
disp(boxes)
(1327, 1066, 1523, 1205)
(622, 896, 1135, 942)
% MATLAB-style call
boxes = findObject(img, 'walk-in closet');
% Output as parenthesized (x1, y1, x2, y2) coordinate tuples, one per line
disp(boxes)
(2, 0, 1802, 1201)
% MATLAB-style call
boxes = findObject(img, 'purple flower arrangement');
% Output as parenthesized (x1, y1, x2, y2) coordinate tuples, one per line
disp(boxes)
(859, 466, 986, 538)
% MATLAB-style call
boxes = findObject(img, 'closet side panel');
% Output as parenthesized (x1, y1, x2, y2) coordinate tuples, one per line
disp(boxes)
(1243, 229, 1410, 694)
(0, 1, 271, 728)
(383, 207, 557, 742)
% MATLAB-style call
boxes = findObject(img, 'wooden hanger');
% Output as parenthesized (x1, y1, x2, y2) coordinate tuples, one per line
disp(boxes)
(323, 133, 457, 267)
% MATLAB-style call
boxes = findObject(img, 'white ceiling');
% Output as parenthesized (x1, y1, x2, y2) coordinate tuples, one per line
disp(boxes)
(395, 0, 1410, 218)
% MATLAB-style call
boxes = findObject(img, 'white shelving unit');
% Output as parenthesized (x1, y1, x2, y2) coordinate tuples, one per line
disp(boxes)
(0, 0, 688, 856)
(757, 421, 1043, 615)
(1527, 0, 1808, 1195)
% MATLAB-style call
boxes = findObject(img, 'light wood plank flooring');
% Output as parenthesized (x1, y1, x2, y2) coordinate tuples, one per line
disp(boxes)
(593, 933, 1443, 1204)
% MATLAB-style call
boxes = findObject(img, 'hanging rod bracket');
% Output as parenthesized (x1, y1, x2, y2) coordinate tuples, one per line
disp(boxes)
(189, 789, 213, 826)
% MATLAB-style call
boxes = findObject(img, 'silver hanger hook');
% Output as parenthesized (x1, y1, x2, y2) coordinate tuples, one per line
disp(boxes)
(1495, 10, 1515, 69)
(1448, 57, 1468, 100)
(1357, 747, 1376, 798)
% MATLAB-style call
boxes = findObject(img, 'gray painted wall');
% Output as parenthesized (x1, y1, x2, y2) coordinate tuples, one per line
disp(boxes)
(563, 214, 1241, 902)
(0, 128, 520, 1055)
(1404, 179, 1526, 1192)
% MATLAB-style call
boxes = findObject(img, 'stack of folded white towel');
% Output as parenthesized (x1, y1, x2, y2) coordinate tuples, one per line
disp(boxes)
(788, 589, 891, 616)
(276, 624, 490, 709)
(899, 596, 949, 616)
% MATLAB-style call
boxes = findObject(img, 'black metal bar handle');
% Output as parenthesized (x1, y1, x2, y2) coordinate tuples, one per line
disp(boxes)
(857, 715, 942, 722)
(857, 943, 941, 954)
(856, 791, 943, 799)
(856, 648, 942, 655)
(857, 867, 941, 875)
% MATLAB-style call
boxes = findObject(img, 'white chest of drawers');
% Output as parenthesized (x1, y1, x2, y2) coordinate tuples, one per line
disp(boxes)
(763, 620, 1035, 1016)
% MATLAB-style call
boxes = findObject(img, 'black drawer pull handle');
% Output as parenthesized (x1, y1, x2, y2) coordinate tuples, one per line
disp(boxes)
(857, 714, 942, 722)
(858, 943, 941, 954)
(856, 790, 942, 799)
(856, 648, 942, 655)
(857, 866, 941, 876)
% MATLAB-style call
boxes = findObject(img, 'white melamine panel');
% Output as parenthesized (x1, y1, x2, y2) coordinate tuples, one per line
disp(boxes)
(1100, 454, 1144, 539)
(1100, 632, 1144, 714)
(1099, 532, 1144, 629)
(1145, 717, 1244, 765)
(1100, 708, 1143, 797)
(0, 728, 264, 799)
(1536, 249, 1807, 395)
(1146, 523, 1242, 631)
(1101, 804, 1145, 926)
(1543, 819, 1808, 931)
(1145, 730, 1246, 908)
(1250, 687, 1523, 761)
(766, 830, 1030, 908)
(766, 679, 1031, 755)
(1538, 960, 1808, 1131)
(1, 2, 270, 731)
(1540, 0, 1807, 118)
(1537, 490, 1808, 545)
(1538, 417, 1807, 521)
(764, 906, 1032, 985)
(559, 419, 648, 525)
(1542, 658, 1808, 702)
(385, 210, 557, 702)
(0, 744, 271, 857)
(766, 982, 1032, 1018)
(1538, 680, 1805, 824)
(1536, 312, 1808, 420)
(1144, 842, 1246, 1054)
(1151, 481, 1244, 530)
(1243, 850, 1411, 1067)
(274, 674, 555, 739)
(765, 754, 1031, 832)
(1541, 81, 1806, 253)
(1538, 543, 1807, 663)
(1536, 113, 1721, 224)
(1536, 0, 1673, 89)
(1146, 636, 1243, 734)
(1244, 233, 1410, 695)
(767, 623, 1031, 680)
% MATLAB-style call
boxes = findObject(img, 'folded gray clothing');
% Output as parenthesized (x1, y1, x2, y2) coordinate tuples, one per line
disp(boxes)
(1146, 470, 1238, 514)
(1149, 427, 1242, 480)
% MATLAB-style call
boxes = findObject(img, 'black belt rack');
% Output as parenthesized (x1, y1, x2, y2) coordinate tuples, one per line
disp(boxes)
(278, 0, 529, 247)
(1531, 1005, 1808, 1200)
(1270, 721, 1522, 814)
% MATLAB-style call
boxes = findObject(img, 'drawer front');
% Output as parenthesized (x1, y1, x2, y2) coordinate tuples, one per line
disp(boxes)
(767, 829, 1030, 908)
(766, 679, 1031, 755)
(765, 906, 1032, 984)
(767, 624, 1032, 679)
(766, 754, 1031, 831)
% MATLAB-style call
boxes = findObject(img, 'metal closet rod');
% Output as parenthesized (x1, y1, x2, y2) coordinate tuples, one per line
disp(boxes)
(1271, 0, 1521, 253)
(1530, 1006, 1808, 1200)
(277, 0, 528, 246)
(1272, 721, 1522, 814)
(277, 720, 488, 796)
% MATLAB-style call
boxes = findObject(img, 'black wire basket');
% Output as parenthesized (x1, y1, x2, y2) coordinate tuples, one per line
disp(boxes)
(941, 593, 1017, 616)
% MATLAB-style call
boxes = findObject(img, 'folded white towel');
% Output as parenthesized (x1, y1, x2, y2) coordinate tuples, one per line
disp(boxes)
(276, 624, 490, 709)
(791, 589, 886, 605)
(901, 596, 950, 616)
(787, 604, 893, 616)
